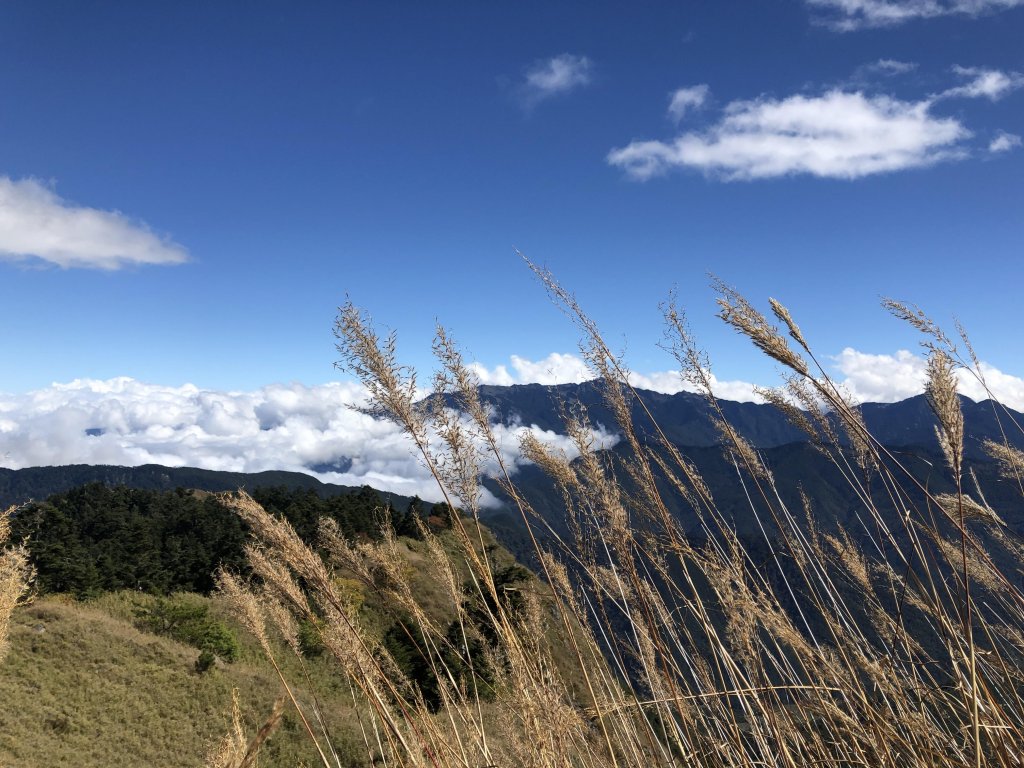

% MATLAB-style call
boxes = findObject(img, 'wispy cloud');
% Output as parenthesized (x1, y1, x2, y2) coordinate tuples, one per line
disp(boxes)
(844, 60, 920, 91)
(807, 0, 1024, 30)
(989, 131, 1022, 152)
(850, 59, 919, 84)
(608, 90, 968, 181)
(668, 85, 710, 123)
(0, 177, 188, 270)
(520, 53, 593, 107)
(872, 59, 918, 75)
(938, 66, 1024, 101)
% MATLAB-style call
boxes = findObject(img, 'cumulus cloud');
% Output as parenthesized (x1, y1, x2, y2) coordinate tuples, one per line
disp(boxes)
(939, 66, 1024, 100)
(831, 349, 927, 402)
(609, 90, 969, 181)
(668, 85, 710, 123)
(521, 54, 592, 106)
(806, 0, 1024, 30)
(470, 353, 593, 387)
(832, 348, 1024, 409)
(0, 377, 617, 506)
(989, 131, 1023, 152)
(0, 177, 188, 270)
(469, 353, 764, 402)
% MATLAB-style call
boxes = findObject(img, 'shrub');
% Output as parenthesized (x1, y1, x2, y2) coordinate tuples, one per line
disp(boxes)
(194, 648, 217, 674)
(135, 595, 239, 663)
(296, 618, 325, 657)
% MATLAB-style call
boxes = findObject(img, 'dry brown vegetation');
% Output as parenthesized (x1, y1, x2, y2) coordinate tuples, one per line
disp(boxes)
(0, 591, 375, 767)
(0, 505, 33, 663)
(210, 264, 1024, 767)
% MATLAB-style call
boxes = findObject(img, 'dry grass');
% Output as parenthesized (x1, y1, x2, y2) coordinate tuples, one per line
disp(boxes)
(215, 272, 1024, 767)
(0, 593, 369, 767)
(0, 505, 33, 663)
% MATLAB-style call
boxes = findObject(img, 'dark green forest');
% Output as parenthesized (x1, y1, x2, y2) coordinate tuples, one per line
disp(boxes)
(8, 483, 453, 598)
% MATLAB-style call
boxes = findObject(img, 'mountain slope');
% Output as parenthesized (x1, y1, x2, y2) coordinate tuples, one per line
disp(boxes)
(471, 382, 1024, 457)
(0, 594, 364, 768)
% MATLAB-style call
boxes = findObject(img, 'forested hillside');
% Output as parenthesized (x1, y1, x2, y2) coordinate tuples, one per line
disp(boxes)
(8, 483, 452, 597)
(0, 463, 409, 509)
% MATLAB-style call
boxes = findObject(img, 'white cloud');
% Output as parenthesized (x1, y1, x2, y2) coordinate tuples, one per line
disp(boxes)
(470, 353, 764, 402)
(807, 0, 1024, 30)
(989, 131, 1023, 152)
(470, 353, 593, 387)
(668, 85, 710, 123)
(521, 54, 592, 105)
(609, 90, 968, 181)
(0, 377, 617, 506)
(626, 370, 765, 403)
(832, 348, 1024, 409)
(509, 353, 593, 385)
(939, 66, 1024, 101)
(831, 349, 927, 402)
(0, 177, 188, 270)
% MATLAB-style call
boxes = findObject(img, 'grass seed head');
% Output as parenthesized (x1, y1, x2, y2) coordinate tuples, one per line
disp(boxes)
(714, 278, 809, 376)
(926, 350, 964, 480)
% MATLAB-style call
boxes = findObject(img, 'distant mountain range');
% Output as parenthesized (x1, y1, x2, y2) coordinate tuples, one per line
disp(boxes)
(468, 383, 1024, 561)
(6, 382, 1018, 714)
(471, 381, 1024, 458)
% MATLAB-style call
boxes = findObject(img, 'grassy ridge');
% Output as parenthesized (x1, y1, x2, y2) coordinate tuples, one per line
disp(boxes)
(0, 510, 543, 767)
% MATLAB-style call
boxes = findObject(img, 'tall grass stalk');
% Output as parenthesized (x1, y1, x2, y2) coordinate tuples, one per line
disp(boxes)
(0, 505, 34, 663)
(221, 272, 1024, 767)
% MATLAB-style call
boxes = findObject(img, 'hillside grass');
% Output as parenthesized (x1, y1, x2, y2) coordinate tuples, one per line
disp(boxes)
(0, 514, 549, 768)
(0, 593, 367, 768)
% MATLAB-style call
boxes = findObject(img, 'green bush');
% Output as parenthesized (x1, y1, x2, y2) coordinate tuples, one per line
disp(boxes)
(135, 595, 240, 663)
(194, 649, 217, 674)
(297, 618, 326, 657)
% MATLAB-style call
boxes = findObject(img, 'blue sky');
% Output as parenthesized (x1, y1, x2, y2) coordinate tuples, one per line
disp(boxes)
(1, 0, 1022, 401)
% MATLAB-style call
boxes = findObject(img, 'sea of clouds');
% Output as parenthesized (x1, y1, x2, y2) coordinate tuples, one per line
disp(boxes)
(3, 349, 1022, 504)
(0, 376, 618, 504)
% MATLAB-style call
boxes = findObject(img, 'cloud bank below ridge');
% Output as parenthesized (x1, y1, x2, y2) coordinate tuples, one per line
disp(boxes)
(0, 377, 617, 505)
(3, 350, 1022, 502)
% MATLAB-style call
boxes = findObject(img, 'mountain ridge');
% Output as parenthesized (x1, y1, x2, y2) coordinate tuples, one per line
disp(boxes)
(471, 381, 1024, 456)
(0, 463, 415, 510)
